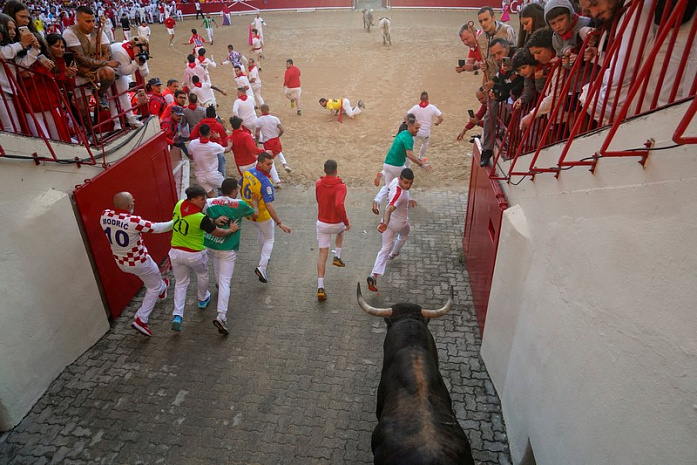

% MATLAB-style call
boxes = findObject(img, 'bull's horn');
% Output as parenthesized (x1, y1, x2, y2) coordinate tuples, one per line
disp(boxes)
(421, 286, 455, 318)
(356, 283, 393, 317)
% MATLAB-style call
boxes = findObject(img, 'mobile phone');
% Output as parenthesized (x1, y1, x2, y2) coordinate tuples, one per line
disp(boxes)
(468, 109, 475, 118)
(18, 26, 31, 38)
(458, 59, 466, 67)
(502, 57, 511, 64)
(64, 52, 74, 67)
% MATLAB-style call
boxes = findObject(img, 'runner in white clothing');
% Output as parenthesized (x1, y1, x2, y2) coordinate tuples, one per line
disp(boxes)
(188, 124, 232, 196)
(232, 86, 258, 133)
(367, 168, 417, 292)
(234, 65, 256, 104)
(247, 57, 264, 106)
(256, 104, 291, 185)
(100, 192, 172, 336)
(406, 91, 443, 161)
(190, 75, 227, 107)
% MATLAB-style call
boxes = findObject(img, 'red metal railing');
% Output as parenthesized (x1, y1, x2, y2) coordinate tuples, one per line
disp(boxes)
(0, 58, 147, 167)
(487, 0, 696, 182)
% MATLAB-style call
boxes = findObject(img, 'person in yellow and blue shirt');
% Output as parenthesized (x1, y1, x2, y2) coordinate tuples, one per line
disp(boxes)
(169, 185, 235, 332)
(241, 152, 292, 284)
(318, 97, 364, 122)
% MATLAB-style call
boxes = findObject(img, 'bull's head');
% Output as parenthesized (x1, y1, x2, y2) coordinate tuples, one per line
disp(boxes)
(356, 283, 454, 318)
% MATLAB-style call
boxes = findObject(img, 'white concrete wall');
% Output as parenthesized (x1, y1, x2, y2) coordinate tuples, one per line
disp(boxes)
(0, 123, 160, 431)
(481, 101, 697, 464)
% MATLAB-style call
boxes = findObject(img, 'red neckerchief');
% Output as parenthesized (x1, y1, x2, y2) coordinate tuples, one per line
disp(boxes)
(197, 55, 206, 63)
(261, 111, 269, 116)
(194, 82, 202, 87)
(188, 63, 196, 68)
(559, 14, 579, 41)
(419, 101, 429, 108)
(180, 199, 202, 215)
(238, 94, 248, 101)
(199, 137, 210, 143)
(255, 165, 272, 178)
(187, 103, 197, 110)
(236, 71, 246, 77)
(249, 64, 256, 71)
(122, 42, 135, 60)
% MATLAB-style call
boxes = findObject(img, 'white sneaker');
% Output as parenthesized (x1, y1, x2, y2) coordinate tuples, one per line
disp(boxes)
(127, 117, 144, 128)
(283, 164, 292, 173)
(213, 317, 229, 335)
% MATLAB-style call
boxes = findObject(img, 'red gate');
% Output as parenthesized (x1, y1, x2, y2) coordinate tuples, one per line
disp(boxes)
(73, 133, 178, 319)
(463, 143, 508, 335)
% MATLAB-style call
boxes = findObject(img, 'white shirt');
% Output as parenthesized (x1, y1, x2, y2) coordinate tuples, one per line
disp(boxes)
(189, 139, 225, 175)
(235, 74, 255, 101)
(248, 66, 261, 86)
(137, 25, 151, 38)
(257, 114, 281, 143)
(386, 177, 411, 222)
(182, 63, 207, 89)
(407, 103, 442, 137)
(191, 81, 215, 104)
(251, 36, 262, 51)
(63, 27, 110, 50)
(109, 41, 149, 79)
(232, 97, 257, 126)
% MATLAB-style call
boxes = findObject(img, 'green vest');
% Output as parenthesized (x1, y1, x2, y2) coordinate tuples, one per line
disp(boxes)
(171, 200, 206, 251)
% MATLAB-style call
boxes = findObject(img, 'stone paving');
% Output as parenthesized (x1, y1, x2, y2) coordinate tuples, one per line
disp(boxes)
(0, 186, 510, 465)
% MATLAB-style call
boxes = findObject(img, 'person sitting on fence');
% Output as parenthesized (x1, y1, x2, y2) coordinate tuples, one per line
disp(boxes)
(63, 6, 118, 112)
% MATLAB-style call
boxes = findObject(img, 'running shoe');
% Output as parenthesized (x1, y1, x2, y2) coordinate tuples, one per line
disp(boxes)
(367, 276, 378, 292)
(290, 99, 295, 108)
(357, 100, 365, 109)
(297, 109, 302, 116)
(132, 317, 152, 336)
(158, 278, 169, 300)
(371, 201, 380, 215)
(171, 315, 182, 331)
(213, 317, 229, 335)
(255, 267, 268, 283)
(332, 257, 346, 267)
(388, 252, 400, 260)
(283, 164, 292, 173)
(317, 287, 327, 301)
(197, 294, 210, 309)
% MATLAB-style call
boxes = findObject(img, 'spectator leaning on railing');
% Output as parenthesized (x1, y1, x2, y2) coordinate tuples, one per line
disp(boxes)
(0, 12, 40, 133)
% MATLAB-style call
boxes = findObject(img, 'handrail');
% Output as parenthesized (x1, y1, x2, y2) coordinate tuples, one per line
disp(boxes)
(0, 57, 146, 167)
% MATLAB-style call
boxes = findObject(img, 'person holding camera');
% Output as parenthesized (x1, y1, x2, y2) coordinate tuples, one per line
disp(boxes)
(109, 35, 150, 128)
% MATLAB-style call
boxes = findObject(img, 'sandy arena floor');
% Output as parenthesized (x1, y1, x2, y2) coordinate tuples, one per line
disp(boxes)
(145, 8, 494, 189)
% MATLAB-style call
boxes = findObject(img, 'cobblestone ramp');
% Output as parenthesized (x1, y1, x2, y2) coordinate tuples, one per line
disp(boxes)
(0, 187, 510, 464)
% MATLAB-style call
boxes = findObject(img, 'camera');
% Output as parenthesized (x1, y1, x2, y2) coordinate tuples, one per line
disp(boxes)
(136, 51, 150, 65)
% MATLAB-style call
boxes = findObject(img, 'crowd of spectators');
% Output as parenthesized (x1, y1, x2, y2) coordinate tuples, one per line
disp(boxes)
(457, 0, 696, 167)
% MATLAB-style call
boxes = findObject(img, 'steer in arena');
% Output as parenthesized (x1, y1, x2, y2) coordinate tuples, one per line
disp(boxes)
(357, 284, 474, 465)
(362, 8, 374, 32)
(378, 17, 391, 46)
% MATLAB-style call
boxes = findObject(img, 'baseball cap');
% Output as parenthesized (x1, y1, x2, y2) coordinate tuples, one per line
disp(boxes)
(148, 77, 162, 86)
(171, 105, 184, 116)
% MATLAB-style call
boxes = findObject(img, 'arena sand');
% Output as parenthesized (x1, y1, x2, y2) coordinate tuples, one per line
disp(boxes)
(146, 9, 496, 189)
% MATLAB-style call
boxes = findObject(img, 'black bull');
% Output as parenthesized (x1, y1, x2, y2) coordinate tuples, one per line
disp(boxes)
(357, 284, 474, 465)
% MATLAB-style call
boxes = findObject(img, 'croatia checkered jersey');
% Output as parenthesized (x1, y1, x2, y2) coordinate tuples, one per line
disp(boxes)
(100, 209, 173, 266)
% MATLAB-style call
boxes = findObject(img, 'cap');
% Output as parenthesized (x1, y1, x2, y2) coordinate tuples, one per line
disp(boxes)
(171, 105, 184, 116)
(148, 77, 162, 86)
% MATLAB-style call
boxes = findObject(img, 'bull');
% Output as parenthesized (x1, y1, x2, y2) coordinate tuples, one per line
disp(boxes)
(357, 283, 474, 465)
(362, 9, 374, 32)
(378, 17, 391, 46)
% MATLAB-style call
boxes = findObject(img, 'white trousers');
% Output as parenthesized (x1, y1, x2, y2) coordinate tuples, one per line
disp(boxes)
(250, 218, 275, 270)
(118, 255, 167, 323)
(110, 74, 136, 121)
(209, 248, 237, 318)
(414, 134, 430, 160)
(206, 28, 214, 42)
(251, 83, 264, 106)
(374, 163, 405, 204)
(371, 220, 410, 277)
(169, 248, 210, 317)
(342, 98, 361, 118)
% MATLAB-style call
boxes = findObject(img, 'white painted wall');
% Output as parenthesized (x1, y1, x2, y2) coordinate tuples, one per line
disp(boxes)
(0, 122, 160, 431)
(481, 101, 697, 464)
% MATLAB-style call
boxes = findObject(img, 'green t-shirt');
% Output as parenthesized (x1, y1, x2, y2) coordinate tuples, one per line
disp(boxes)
(171, 199, 207, 251)
(204, 197, 255, 251)
(384, 130, 414, 167)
